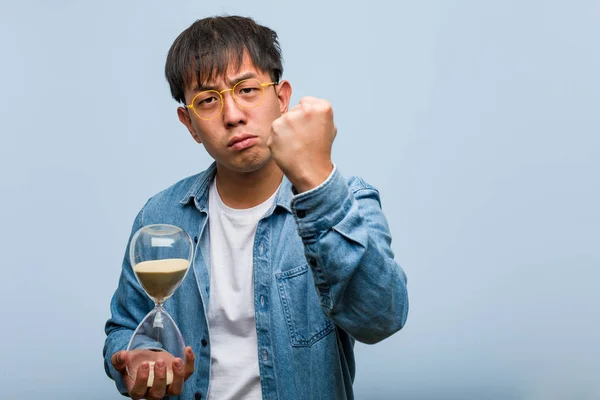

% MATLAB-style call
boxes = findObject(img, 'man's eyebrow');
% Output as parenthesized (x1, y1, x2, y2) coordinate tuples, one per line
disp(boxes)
(225, 72, 258, 86)
(193, 72, 259, 92)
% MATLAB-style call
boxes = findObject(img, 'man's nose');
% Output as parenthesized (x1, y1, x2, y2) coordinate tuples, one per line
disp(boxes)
(221, 89, 246, 127)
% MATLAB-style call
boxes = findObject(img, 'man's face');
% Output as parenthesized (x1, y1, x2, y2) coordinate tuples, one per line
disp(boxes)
(177, 54, 291, 174)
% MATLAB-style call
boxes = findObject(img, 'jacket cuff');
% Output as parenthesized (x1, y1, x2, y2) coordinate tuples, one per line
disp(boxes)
(291, 166, 352, 238)
(104, 331, 131, 396)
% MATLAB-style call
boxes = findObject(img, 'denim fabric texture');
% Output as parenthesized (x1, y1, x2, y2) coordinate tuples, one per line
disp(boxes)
(104, 162, 409, 399)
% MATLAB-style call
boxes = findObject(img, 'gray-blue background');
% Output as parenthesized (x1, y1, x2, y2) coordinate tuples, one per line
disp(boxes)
(1, 1, 598, 399)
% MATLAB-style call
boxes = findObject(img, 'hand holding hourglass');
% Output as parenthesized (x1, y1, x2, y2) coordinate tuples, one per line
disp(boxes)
(110, 224, 196, 399)
(110, 346, 195, 399)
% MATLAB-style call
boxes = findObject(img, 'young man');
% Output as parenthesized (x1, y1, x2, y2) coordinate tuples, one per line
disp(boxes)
(104, 15, 408, 400)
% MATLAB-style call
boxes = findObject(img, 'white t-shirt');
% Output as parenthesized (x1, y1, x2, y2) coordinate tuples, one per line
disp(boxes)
(206, 178, 278, 400)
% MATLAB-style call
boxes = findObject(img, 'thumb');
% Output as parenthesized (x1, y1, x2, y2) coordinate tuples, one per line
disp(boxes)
(111, 350, 128, 373)
(267, 120, 277, 148)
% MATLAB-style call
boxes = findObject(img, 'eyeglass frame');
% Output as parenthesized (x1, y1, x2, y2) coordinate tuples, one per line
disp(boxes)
(185, 79, 277, 121)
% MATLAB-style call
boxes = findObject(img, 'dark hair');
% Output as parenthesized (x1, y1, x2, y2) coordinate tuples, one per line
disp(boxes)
(165, 15, 284, 104)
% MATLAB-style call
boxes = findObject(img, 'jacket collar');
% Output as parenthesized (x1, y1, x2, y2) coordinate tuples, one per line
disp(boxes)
(179, 162, 293, 214)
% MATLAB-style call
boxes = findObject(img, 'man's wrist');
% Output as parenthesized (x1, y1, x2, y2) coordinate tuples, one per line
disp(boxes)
(288, 162, 334, 194)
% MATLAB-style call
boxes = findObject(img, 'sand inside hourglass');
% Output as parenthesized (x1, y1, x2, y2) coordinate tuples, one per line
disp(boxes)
(133, 258, 190, 303)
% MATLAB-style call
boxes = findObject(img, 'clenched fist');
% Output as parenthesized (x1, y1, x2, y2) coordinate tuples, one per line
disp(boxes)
(268, 96, 336, 193)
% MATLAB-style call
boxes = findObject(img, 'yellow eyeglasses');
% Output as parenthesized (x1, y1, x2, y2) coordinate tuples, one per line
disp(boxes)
(186, 79, 276, 120)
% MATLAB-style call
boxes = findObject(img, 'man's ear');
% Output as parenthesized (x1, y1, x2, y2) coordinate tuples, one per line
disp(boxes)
(276, 80, 292, 114)
(177, 106, 202, 144)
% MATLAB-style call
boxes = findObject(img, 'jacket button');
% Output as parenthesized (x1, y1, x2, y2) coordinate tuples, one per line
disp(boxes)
(194, 392, 202, 399)
(201, 338, 208, 347)
(194, 236, 198, 244)
(297, 210, 306, 218)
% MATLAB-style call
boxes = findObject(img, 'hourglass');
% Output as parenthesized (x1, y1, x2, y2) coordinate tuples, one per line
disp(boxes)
(126, 224, 193, 386)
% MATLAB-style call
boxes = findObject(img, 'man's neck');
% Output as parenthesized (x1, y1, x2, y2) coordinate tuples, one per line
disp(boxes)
(214, 160, 284, 209)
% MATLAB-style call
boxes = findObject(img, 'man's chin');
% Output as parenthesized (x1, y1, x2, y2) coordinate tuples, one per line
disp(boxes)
(219, 153, 274, 174)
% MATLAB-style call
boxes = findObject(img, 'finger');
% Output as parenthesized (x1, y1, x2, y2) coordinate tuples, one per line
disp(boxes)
(147, 359, 167, 400)
(286, 103, 303, 114)
(167, 357, 185, 395)
(299, 96, 321, 106)
(110, 350, 128, 373)
(271, 115, 285, 133)
(299, 97, 332, 117)
(129, 362, 150, 400)
(184, 346, 196, 379)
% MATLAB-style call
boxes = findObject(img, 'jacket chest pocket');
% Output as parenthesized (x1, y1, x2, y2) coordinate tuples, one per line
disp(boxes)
(276, 264, 334, 347)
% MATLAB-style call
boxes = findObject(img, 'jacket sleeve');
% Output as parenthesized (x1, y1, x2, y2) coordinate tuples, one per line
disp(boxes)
(290, 168, 409, 344)
(103, 207, 154, 395)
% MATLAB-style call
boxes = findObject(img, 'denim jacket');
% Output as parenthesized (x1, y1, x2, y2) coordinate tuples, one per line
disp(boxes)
(104, 163, 409, 399)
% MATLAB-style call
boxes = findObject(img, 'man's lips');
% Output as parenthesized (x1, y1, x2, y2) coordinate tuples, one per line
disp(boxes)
(227, 134, 258, 148)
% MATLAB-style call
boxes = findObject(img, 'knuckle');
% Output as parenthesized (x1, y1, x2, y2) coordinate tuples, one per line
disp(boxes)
(169, 386, 183, 395)
(147, 390, 163, 400)
(271, 118, 282, 130)
(282, 114, 294, 125)
(300, 102, 312, 114)
(319, 100, 332, 114)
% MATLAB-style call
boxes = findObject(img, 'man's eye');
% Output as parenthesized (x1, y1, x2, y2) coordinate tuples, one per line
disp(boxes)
(198, 96, 218, 106)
